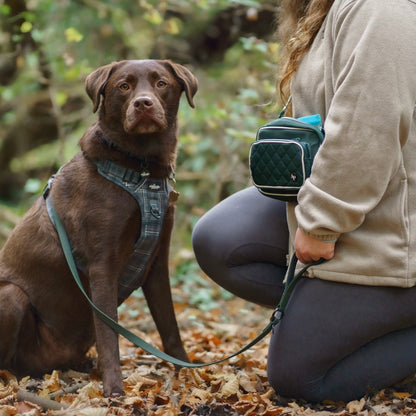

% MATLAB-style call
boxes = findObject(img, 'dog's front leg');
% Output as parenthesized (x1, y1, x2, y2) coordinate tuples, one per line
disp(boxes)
(88, 263, 124, 397)
(142, 237, 189, 364)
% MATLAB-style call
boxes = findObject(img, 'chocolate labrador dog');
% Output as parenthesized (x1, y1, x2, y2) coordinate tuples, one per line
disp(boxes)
(0, 60, 198, 396)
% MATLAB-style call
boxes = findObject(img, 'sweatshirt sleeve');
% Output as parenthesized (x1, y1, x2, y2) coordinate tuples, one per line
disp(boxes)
(295, 0, 416, 241)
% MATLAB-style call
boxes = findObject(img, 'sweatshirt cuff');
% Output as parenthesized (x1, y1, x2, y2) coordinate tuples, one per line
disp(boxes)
(300, 228, 340, 243)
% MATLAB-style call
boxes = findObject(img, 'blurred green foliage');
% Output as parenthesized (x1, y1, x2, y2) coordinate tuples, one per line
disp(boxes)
(0, 0, 281, 294)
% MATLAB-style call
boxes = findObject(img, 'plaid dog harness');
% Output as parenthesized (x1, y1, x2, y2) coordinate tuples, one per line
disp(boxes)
(44, 159, 174, 303)
(94, 160, 172, 302)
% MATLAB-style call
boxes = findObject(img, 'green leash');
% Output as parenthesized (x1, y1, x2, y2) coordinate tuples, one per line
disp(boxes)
(47, 197, 323, 368)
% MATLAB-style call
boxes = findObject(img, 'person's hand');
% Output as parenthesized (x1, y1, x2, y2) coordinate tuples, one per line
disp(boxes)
(294, 227, 335, 264)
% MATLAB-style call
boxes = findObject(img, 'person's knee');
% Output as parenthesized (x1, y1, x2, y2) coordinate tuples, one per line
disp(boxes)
(267, 353, 300, 399)
(267, 348, 361, 403)
(191, 217, 205, 258)
(191, 216, 213, 268)
(267, 333, 327, 402)
(192, 215, 225, 279)
(267, 362, 327, 402)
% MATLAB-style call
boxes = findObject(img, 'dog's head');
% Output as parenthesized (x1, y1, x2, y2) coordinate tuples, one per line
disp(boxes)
(85, 60, 198, 137)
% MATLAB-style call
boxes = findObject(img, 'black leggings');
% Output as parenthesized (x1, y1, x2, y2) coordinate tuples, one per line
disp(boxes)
(192, 187, 416, 402)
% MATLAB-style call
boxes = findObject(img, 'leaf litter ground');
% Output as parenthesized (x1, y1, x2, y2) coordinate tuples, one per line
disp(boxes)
(1, 263, 416, 415)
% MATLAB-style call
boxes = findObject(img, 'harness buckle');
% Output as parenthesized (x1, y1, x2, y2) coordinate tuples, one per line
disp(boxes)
(150, 203, 161, 219)
(42, 175, 56, 199)
(168, 165, 176, 186)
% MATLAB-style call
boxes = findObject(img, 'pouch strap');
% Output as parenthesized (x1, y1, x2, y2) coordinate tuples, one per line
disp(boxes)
(278, 95, 292, 118)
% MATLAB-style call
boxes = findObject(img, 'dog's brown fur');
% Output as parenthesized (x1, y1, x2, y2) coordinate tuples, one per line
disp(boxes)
(0, 60, 198, 396)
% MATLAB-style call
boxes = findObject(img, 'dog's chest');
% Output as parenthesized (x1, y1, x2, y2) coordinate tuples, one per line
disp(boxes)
(94, 160, 171, 302)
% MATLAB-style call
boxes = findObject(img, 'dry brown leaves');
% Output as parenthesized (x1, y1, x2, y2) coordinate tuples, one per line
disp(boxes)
(2, 289, 416, 415)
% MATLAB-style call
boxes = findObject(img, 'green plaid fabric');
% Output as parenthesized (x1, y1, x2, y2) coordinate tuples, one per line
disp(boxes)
(95, 160, 170, 303)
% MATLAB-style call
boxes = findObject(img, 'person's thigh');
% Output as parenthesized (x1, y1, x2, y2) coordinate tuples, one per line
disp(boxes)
(267, 277, 416, 402)
(192, 187, 289, 307)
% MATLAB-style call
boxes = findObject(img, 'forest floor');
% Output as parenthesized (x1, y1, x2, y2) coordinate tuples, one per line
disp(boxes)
(1, 264, 416, 415)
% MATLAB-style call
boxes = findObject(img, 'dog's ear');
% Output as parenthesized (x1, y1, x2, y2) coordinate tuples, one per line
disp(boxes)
(85, 61, 121, 113)
(162, 61, 198, 108)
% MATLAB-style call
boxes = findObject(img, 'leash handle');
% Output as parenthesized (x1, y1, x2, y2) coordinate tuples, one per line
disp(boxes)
(46, 195, 323, 368)
(271, 254, 325, 324)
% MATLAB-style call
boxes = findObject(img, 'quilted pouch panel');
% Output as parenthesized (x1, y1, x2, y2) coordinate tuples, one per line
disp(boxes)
(250, 140, 311, 200)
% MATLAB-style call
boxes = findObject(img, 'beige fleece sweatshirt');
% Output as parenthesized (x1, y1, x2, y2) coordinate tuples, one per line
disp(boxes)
(288, 0, 416, 286)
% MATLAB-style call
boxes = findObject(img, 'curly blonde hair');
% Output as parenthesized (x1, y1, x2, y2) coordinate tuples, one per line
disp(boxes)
(278, 0, 335, 109)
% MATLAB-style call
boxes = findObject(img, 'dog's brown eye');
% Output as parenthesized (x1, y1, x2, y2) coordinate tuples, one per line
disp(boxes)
(156, 80, 167, 88)
(119, 83, 130, 91)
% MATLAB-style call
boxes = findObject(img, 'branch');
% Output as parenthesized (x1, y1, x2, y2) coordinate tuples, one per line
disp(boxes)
(16, 390, 68, 411)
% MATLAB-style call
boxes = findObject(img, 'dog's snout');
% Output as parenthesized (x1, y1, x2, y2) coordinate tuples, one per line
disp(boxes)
(134, 96, 154, 110)
(125, 91, 166, 134)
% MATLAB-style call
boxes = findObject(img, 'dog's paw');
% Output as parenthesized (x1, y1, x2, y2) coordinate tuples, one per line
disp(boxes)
(103, 385, 125, 398)
(103, 376, 125, 398)
(109, 390, 125, 398)
(167, 346, 190, 370)
(165, 345, 189, 360)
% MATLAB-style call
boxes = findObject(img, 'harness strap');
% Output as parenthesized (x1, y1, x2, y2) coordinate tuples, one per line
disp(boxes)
(94, 160, 171, 302)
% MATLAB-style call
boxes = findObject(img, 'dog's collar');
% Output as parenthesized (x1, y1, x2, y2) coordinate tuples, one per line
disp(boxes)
(94, 134, 176, 180)
(97, 134, 148, 166)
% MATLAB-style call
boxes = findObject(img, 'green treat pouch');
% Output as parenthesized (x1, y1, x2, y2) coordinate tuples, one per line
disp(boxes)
(249, 114, 324, 202)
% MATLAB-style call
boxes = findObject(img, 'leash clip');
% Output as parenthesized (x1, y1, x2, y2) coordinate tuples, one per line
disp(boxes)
(270, 307, 283, 329)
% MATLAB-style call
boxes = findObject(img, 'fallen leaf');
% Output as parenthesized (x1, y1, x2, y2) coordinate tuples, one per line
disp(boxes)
(393, 391, 412, 399)
(124, 372, 158, 389)
(0, 406, 17, 416)
(0, 385, 16, 400)
(73, 381, 103, 407)
(77, 407, 108, 416)
(0, 371, 16, 385)
(42, 370, 62, 392)
(220, 373, 239, 397)
(239, 372, 258, 393)
(233, 399, 257, 414)
(153, 402, 178, 416)
(191, 387, 212, 403)
(15, 401, 42, 415)
(123, 395, 145, 407)
(261, 406, 283, 415)
(346, 397, 366, 413)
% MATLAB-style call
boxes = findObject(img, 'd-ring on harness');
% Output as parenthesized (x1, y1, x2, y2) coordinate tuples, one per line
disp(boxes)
(43, 162, 324, 368)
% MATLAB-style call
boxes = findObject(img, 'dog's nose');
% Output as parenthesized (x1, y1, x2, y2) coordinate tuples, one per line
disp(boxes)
(134, 96, 154, 110)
